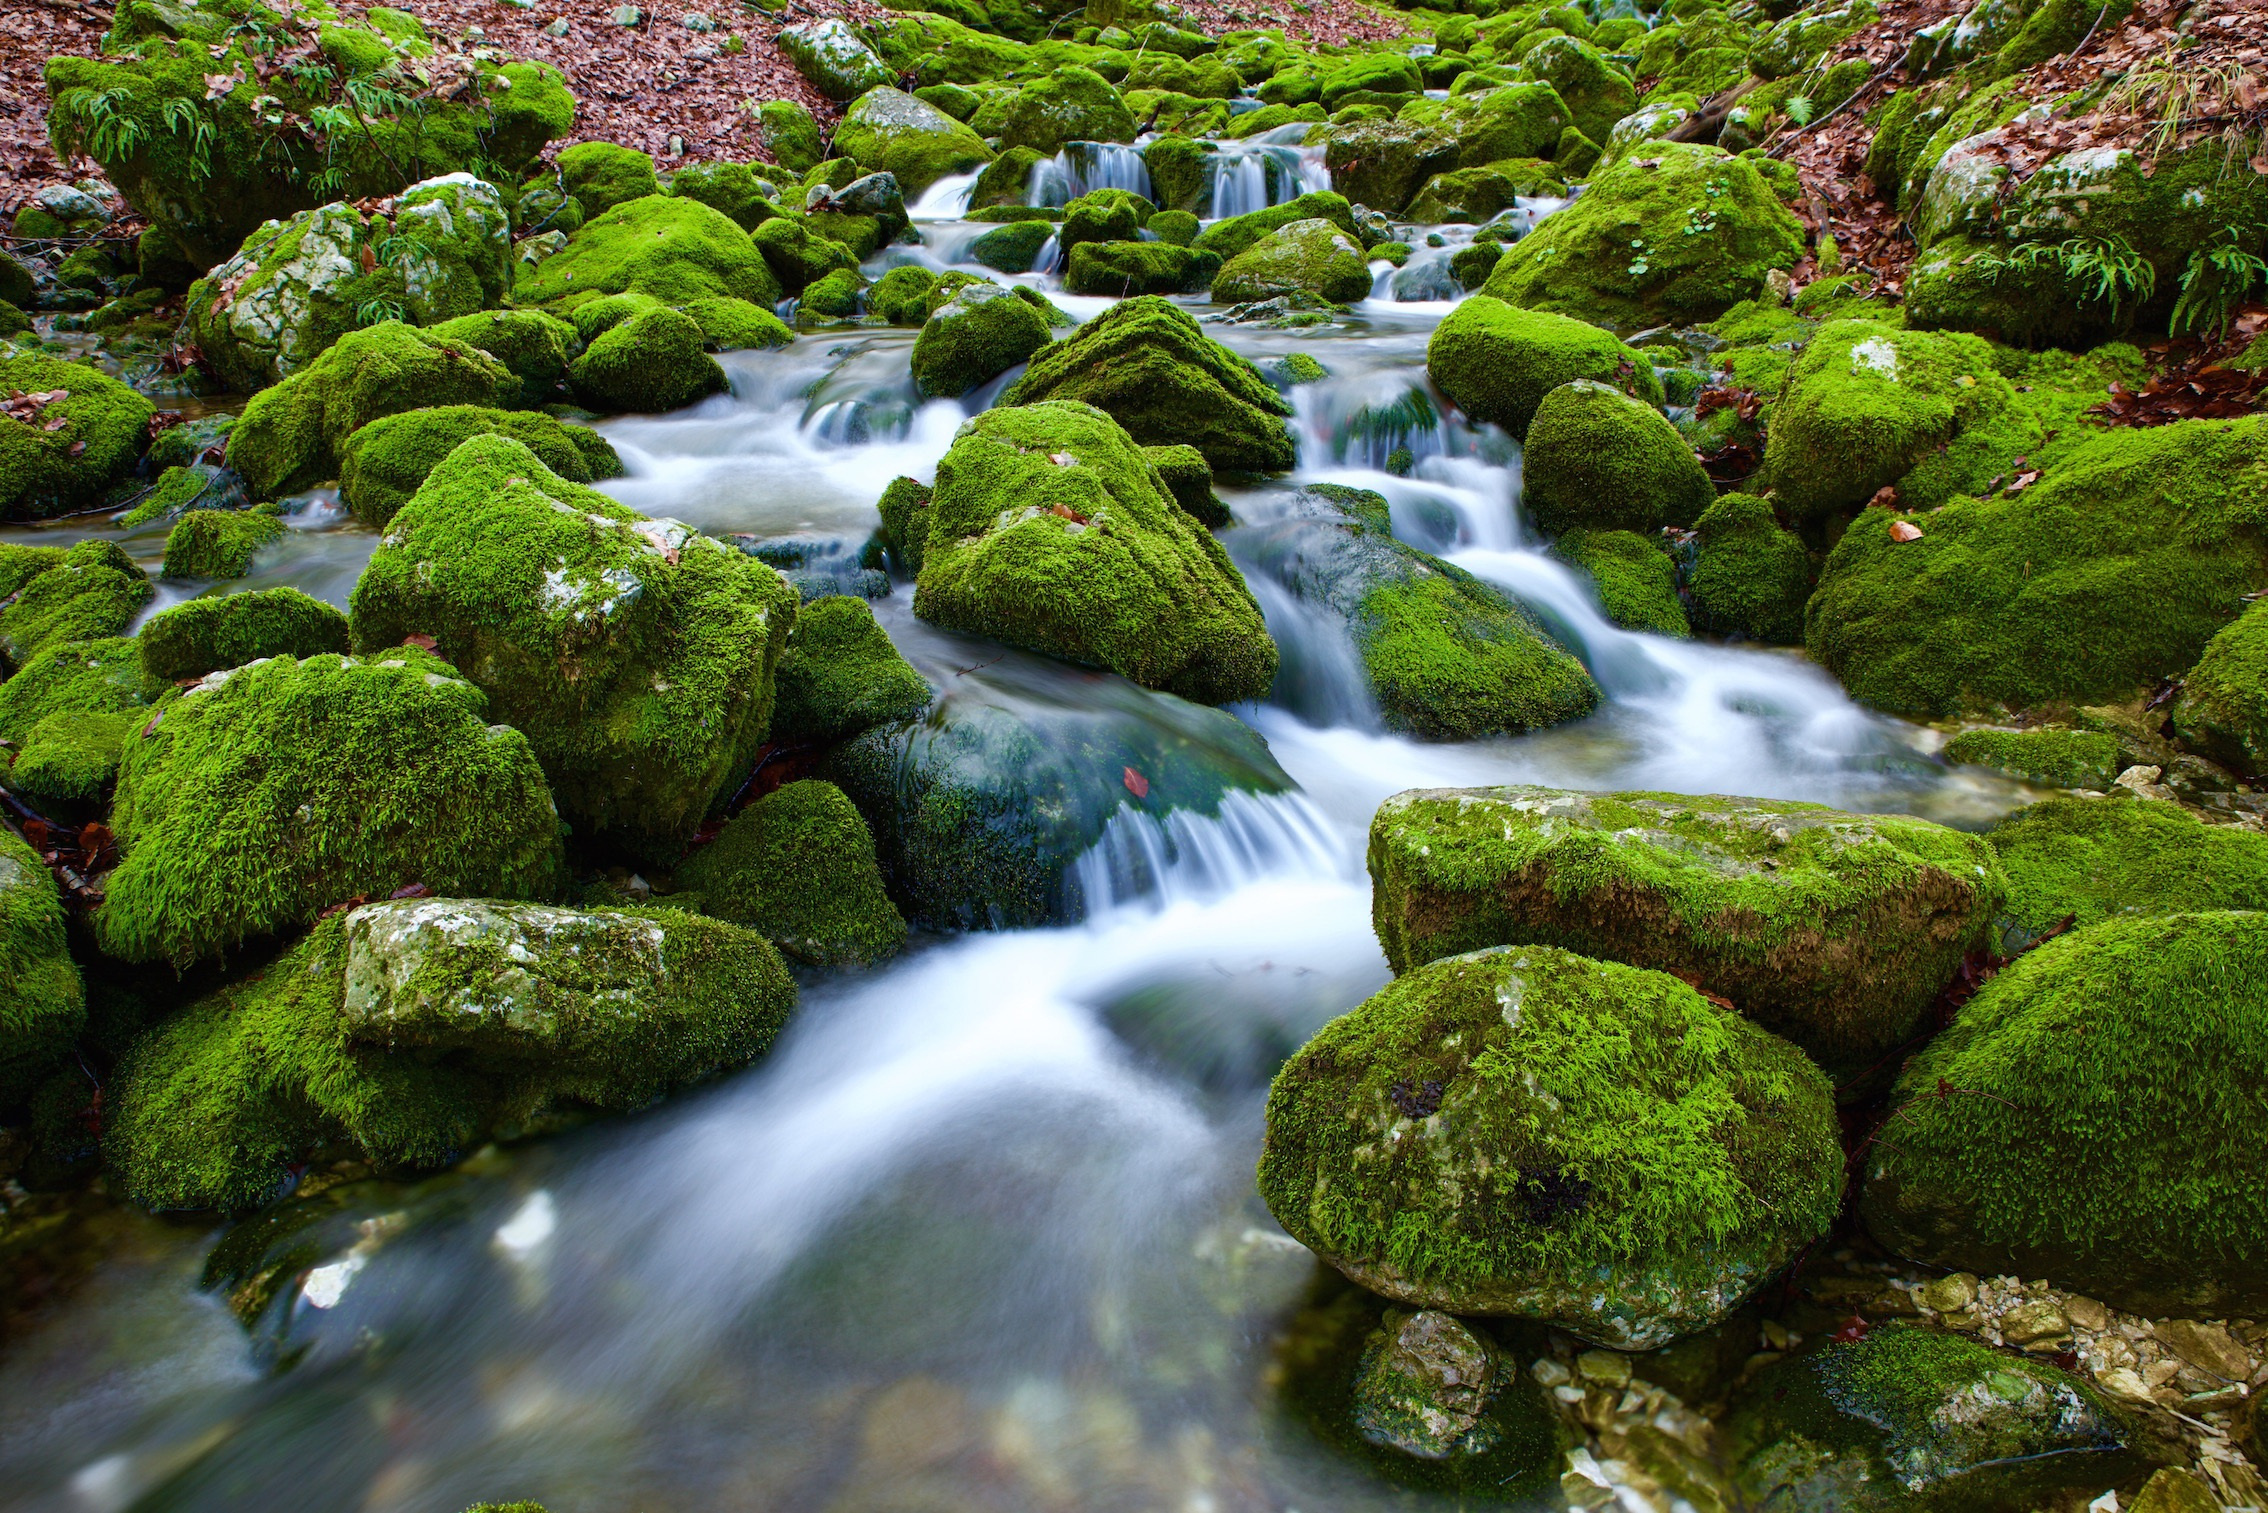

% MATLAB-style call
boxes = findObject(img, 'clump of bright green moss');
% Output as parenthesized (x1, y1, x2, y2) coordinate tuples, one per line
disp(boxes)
(0, 823, 86, 1107)
(1524, 380, 1713, 535)
(0, 540, 152, 672)
(1548, 529, 1688, 635)
(162, 509, 285, 580)
(137, 587, 350, 686)
(0, 637, 148, 744)
(516, 195, 782, 311)
(767, 594, 931, 746)
(568, 306, 728, 413)
(1942, 727, 2120, 791)
(1684, 492, 1811, 645)
(2172, 598, 2268, 777)
(556, 141, 661, 222)
(0, 349, 154, 521)
(338, 405, 621, 526)
(1984, 795, 2268, 942)
(677, 780, 907, 966)
(1424, 297, 1663, 439)
(910, 281, 1051, 399)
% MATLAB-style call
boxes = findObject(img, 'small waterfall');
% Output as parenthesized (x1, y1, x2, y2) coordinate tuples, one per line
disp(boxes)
(1026, 142, 1153, 207)
(1033, 232, 1060, 273)
(1207, 151, 1271, 219)
(1072, 789, 1345, 916)
(1289, 374, 1458, 476)
(908, 169, 980, 219)
(1241, 569, 1382, 731)
(1203, 142, 1319, 218)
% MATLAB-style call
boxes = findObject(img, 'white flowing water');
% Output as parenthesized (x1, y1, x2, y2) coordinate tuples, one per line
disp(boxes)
(0, 188, 2029, 1513)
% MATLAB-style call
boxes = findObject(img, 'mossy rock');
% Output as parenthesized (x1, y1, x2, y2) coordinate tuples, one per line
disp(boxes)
(1515, 34, 1634, 146)
(0, 540, 153, 672)
(423, 308, 583, 408)
(162, 508, 286, 580)
(1321, 118, 1456, 217)
(968, 145, 1046, 210)
(778, 17, 894, 101)
(1525, 379, 1711, 535)
(1213, 218, 1372, 306)
(515, 195, 782, 311)
(750, 215, 857, 296)
(1862, 910, 2268, 1317)
(875, 475, 932, 575)
(1194, 191, 1361, 264)
(138, 587, 350, 685)
(1139, 136, 1207, 216)
(914, 401, 1276, 705)
(94, 650, 563, 968)
(348, 435, 799, 862)
(339, 405, 621, 526)
(833, 87, 993, 198)
(568, 306, 728, 413)
(0, 349, 155, 521)
(1259, 943, 1841, 1347)
(1425, 297, 1662, 439)
(962, 220, 1054, 278)
(1805, 417, 2268, 719)
(1685, 491, 1810, 645)
(1062, 240, 1220, 297)
(1368, 785, 2008, 1077)
(1943, 727, 2120, 792)
(1242, 485, 1601, 738)
(1143, 443, 1226, 527)
(758, 99, 829, 176)
(556, 142, 661, 222)
(2172, 597, 2268, 778)
(666, 160, 781, 232)
(798, 267, 867, 321)
(909, 281, 1051, 399)
(1402, 82, 1572, 170)
(1985, 795, 2268, 945)
(1548, 528, 1687, 635)
(767, 594, 931, 746)
(1720, 1323, 2146, 1511)
(0, 636, 148, 745)
(0, 824, 86, 1108)
(1479, 140, 1806, 332)
(997, 65, 1135, 155)
(868, 265, 938, 325)
(106, 898, 793, 1210)
(226, 321, 514, 499)
(1404, 159, 1565, 224)
(1002, 296, 1293, 473)
(677, 780, 906, 966)
(1057, 188, 1155, 258)
(7, 709, 137, 814)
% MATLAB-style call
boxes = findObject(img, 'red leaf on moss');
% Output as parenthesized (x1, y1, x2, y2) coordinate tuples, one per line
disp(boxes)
(1122, 766, 1149, 799)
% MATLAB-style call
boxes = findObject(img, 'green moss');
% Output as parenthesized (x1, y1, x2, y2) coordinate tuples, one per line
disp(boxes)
(1479, 141, 1806, 332)
(1805, 417, 2268, 718)
(968, 220, 1053, 273)
(677, 780, 906, 966)
(162, 509, 286, 580)
(1195, 191, 1360, 263)
(1985, 795, 2268, 943)
(95, 650, 563, 968)
(516, 195, 781, 311)
(915, 400, 1276, 705)
(910, 281, 1051, 400)
(118, 465, 216, 529)
(969, 146, 1046, 210)
(1143, 443, 1227, 527)
(1862, 911, 2268, 1316)
(1136, 136, 1206, 216)
(749, 215, 857, 296)
(1549, 529, 1687, 635)
(798, 267, 867, 320)
(868, 265, 939, 325)
(1404, 82, 1573, 171)
(417, 309, 578, 408)
(767, 594, 931, 746)
(1002, 296, 1293, 473)
(9, 709, 137, 810)
(667, 160, 780, 232)
(0, 823, 86, 1106)
(0, 350, 155, 521)
(0, 544, 65, 600)
(1058, 188, 1154, 258)
(568, 306, 727, 414)
(1684, 492, 1811, 645)
(1943, 727, 2120, 791)
(758, 100, 829, 175)
(1146, 209, 1199, 249)
(876, 475, 933, 575)
(557, 141, 662, 222)
(1524, 380, 1711, 536)
(339, 405, 621, 526)
(0, 637, 148, 745)
(1213, 217, 1372, 306)
(833, 86, 994, 198)
(0, 540, 152, 671)
(1425, 297, 1663, 439)
(1062, 240, 1220, 297)
(348, 435, 799, 862)
(1368, 785, 2008, 1075)
(138, 587, 350, 686)
(1258, 944, 1840, 1345)
(2172, 598, 2268, 777)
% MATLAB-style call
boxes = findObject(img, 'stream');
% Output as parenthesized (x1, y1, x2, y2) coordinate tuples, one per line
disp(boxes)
(0, 160, 2031, 1513)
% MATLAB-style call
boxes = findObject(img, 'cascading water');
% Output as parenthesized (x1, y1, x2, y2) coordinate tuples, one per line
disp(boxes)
(1025, 141, 1153, 207)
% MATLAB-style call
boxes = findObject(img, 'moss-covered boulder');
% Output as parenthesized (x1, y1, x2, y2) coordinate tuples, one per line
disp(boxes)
(338, 405, 620, 526)
(833, 87, 993, 199)
(162, 508, 286, 580)
(1943, 727, 2120, 792)
(1685, 492, 1811, 645)
(969, 146, 1046, 210)
(677, 780, 905, 966)
(567, 306, 728, 414)
(1479, 141, 1805, 332)
(1548, 529, 1687, 635)
(349, 435, 799, 861)
(226, 322, 513, 499)
(1424, 297, 1662, 439)
(514, 195, 781, 312)
(94, 650, 562, 968)
(750, 215, 857, 296)
(967, 220, 1053, 274)
(1002, 297, 1293, 473)
(1720, 1324, 2145, 1511)
(138, 587, 349, 686)
(0, 825, 85, 1108)
(1404, 160, 1565, 225)
(1863, 910, 2268, 1316)
(556, 142, 660, 223)
(2172, 598, 2268, 777)
(778, 18, 894, 101)
(0, 540, 152, 672)
(914, 401, 1275, 704)
(758, 99, 829, 176)
(1985, 795, 2268, 944)
(1144, 443, 1226, 526)
(868, 264, 939, 325)
(1405, 82, 1573, 170)
(1195, 191, 1362, 264)
(1524, 380, 1711, 536)
(107, 899, 793, 1210)
(1514, 35, 1634, 147)
(1242, 484, 1601, 738)
(6, 708, 136, 815)
(0, 637, 148, 748)
(1369, 785, 2007, 1076)
(1805, 417, 2268, 718)
(1213, 218, 1373, 307)
(0, 349, 154, 520)
(422, 308, 581, 408)
(666, 160, 781, 233)
(1323, 118, 1457, 217)
(767, 594, 931, 746)
(909, 281, 1052, 400)
(1057, 188, 1155, 259)
(1259, 944, 1841, 1347)
(1063, 240, 1221, 297)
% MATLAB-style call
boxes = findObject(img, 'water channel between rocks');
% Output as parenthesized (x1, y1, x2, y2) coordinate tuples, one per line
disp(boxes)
(0, 171, 2036, 1513)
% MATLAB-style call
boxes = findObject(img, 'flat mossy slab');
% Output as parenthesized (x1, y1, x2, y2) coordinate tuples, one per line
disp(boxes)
(676, 779, 906, 966)
(1720, 1323, 2146, 1511)
(1941, 726, 2119, 791)
(1258, 944, 1841, 1347)
(1862, 910, 2268, 1317)
(1367, 786, 2006, 1076)
(1985, 794, 2268, 944)
(0, 825, 86, 1107)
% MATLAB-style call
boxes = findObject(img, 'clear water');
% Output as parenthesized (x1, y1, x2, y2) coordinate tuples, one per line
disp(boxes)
(0, 182, 2028, 1513)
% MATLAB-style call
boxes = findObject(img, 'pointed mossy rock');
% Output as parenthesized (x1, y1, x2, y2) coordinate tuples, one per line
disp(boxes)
(676, 779, 907, 966)
(1366, 785, 2007, 1077)
(1057, 188, 1156, 259)
(1862, 911, 2268, 1317)
(1546, 528, 1688, 636)
(93, 649, 564, 969)
(767, 593, 931, 746)
(106, 898, 794, 1210)
(0, 824, 86, 1108)
(1804, 416, 2268, 719)
(339, 405, 621, 526)
(0, 540, 152, 673)
(914, 400, 1277, 706)
(0, 349, 154, 521)
(1514, 34, 1633, 147)
(1424, 297, 1662, 439)
(833, 86, 993, 199)
(138, 587, 350, 686)
(1985, 794, 2268, 944)
(1523, 379, 1712, 535)
(162, 508, 285, 580)
(1720, 1323, 2146, 1511)
(1002, 296, 1294, 473)
(514, 194, 782, 312)
(567, 306, 728, 413)
(1685, 491, 1811, 645)
(1239, 484, 1601, 738)
(1257, 943, 1842, 1347)
(1213, 218, 1373, 306)
(349, 435, 799, 862)
(2172, 597, 2268, 779)
(910, 280, 1051, 399)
